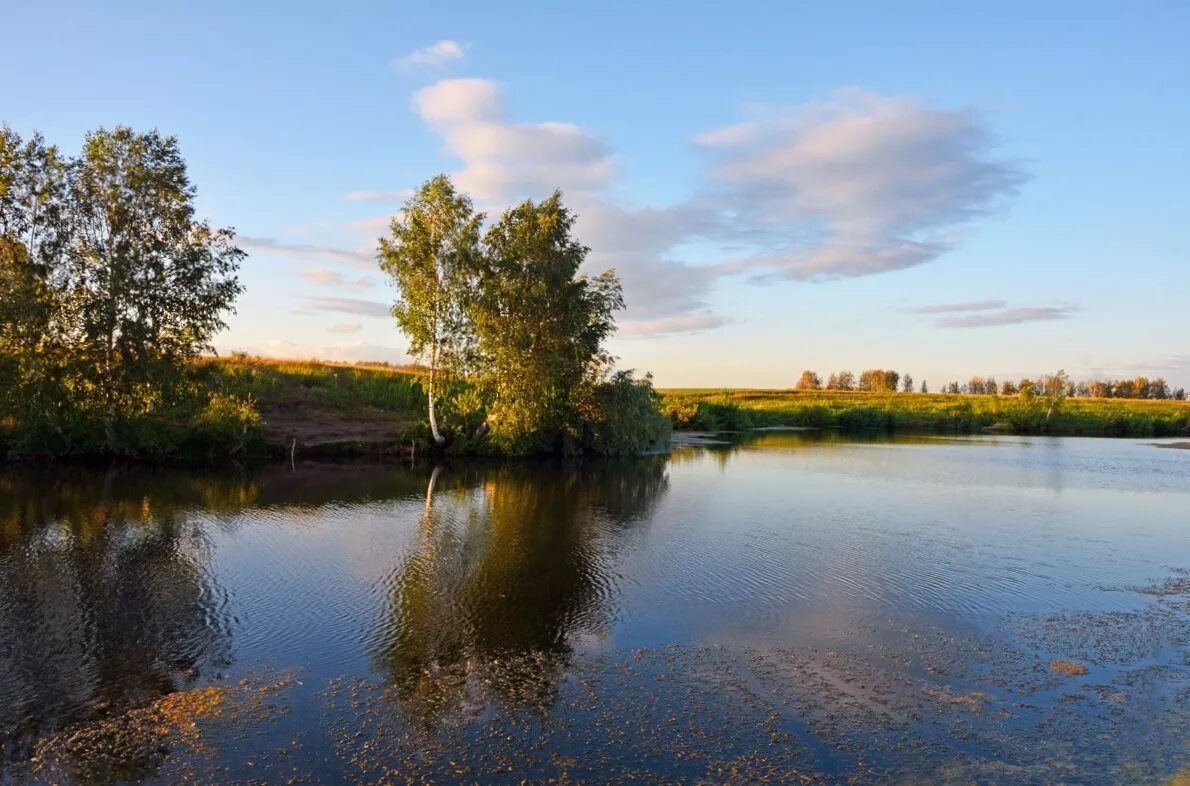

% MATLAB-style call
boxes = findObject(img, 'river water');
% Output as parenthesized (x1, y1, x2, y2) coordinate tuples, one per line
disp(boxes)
(1, 433, 1186, 783)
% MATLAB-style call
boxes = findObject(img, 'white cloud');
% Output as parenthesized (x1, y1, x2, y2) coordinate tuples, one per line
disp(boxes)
(241, 236, 375, 270)
(934, 304, 1078, 328)
(618, 312, 730, 337)
(326, 322, 363, 334)
(299, 268, 376, 290)
(412, 79, 615, 201)
(300, 296, 391, 318)
(574, 201, 721, 325)
(393, 39, 466, 73)
(907, 299, 1008, 314)
(343, 189, 412, 203)
(343, 84, 1031, 340)
(698, 89, 1027, 280)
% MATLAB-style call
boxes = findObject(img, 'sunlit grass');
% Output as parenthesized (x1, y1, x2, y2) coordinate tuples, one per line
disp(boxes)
(659, 388, 1190, 436)
(194, 355, 426, 413)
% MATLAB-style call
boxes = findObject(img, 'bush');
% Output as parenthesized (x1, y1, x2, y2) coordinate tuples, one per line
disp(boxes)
(186, 393, 265, 458)
(579, 371, 672, 455)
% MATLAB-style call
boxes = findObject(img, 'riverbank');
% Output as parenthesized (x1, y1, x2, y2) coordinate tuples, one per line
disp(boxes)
(193, 356, 425, 457)
(5, 358, 1188, 461)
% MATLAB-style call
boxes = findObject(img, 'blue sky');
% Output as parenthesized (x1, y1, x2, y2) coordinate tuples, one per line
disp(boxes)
(4, 1, 1188, 387)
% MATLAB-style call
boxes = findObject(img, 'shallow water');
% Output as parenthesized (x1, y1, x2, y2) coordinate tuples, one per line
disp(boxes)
(1, 433, 1187, 784)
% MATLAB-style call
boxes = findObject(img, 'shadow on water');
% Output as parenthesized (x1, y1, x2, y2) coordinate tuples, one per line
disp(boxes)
(370, 459, 669, 725)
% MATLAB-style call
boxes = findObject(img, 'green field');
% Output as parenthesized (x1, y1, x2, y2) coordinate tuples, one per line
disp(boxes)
(659, 388, 1190, 437)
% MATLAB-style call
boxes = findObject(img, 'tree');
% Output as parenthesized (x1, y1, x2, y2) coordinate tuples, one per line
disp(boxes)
(920, 380, 928, 394)
(0, 126, 72, 432)
(901, 374, 913, 393)
(827, 372, 856, 391)
(379, 175, 484, 445)
(796, 370, 822, 390)
(858, 369, 885, 391)
(67, 127, 244, 449)
(472, 191, 623, 453)
(1000, 380, 1017, 396)
(1174, 388, 1187, 401)
(1040, 369, 1069, 422)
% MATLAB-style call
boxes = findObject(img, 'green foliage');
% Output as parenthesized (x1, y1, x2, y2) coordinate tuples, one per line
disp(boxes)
(186, 393, 265, 457)
(376, 179, 669, 456)
(379, 176, 483, 443)
(0, 125, 245, 459)
(663, 393, 759, 431)
(472, 191, 625, 454)
(577, 371, 672, 455)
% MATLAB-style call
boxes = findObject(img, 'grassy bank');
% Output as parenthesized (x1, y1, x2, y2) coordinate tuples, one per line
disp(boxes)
(0, 356, 427, 461)
(193, 356, 425, 455)
(660, 388, 1190, 437)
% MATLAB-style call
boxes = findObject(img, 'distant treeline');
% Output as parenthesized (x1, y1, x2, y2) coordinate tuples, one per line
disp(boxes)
(797, 369, 1186, 400)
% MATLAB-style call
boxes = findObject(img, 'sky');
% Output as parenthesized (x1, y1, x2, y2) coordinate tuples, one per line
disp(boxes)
(3, 1, 1188, 388)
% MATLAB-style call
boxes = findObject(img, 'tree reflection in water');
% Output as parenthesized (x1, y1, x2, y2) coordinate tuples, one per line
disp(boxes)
(0, 467, 235, 771)
(371, 459, 669, 725)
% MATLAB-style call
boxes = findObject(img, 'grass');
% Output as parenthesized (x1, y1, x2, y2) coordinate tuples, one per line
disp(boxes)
(191, 355, 427, 451)
(659, 388, 1190, 437)
(195, 355, 425, 413)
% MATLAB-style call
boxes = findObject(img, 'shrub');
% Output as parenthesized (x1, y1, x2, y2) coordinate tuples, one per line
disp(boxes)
(579, 371, 672, 455)
(187, 394, 265, 458)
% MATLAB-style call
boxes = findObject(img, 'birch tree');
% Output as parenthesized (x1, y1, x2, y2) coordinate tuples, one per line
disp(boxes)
(379, 176, 483, 445)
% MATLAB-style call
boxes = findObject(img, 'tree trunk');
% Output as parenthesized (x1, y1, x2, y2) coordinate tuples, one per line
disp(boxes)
(471, 420, 490, 442)
(103, 330, 118, 451)
(427, 342, 445, 445)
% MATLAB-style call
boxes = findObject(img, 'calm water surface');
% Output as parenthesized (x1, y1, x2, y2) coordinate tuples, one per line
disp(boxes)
(1, 433, 1187, 784)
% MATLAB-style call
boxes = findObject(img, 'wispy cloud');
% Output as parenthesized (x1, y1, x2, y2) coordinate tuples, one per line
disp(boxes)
(907, 299, 1008, 314)
(326, 322, 363, 334)
(300, 297, 391, 318)
(618, 312, 730, 337)
(699, 89, 1028, 281)
(935, 304, 1079, 328)
(343, 189, 412, 203)
(240, 236, 374, 269)
(393, 39, 466, 73)
(299, 268, 376, 290)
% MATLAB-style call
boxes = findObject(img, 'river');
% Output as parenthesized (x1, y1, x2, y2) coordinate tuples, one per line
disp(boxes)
(1, 433, 1186, 783)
